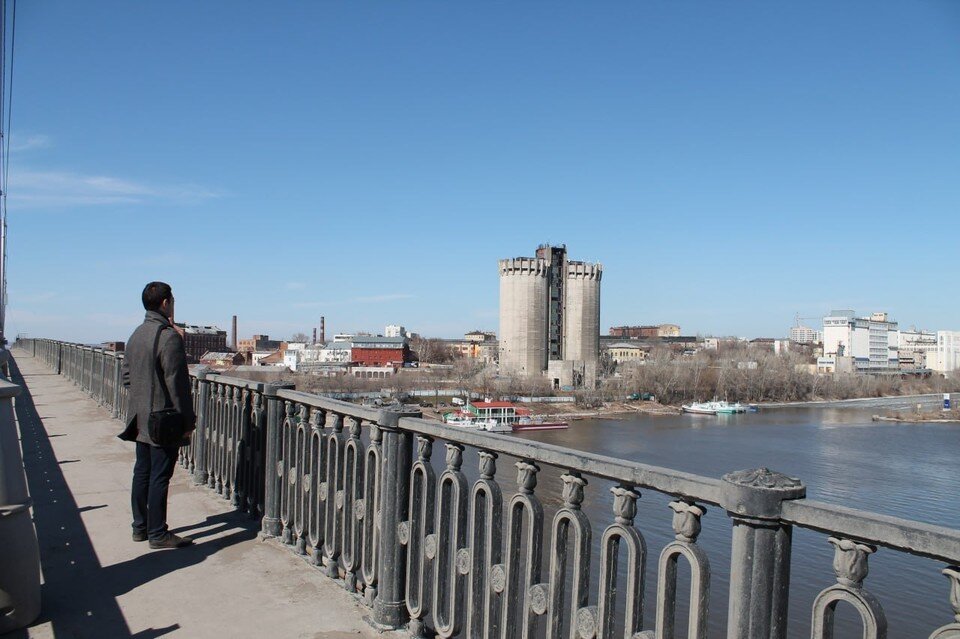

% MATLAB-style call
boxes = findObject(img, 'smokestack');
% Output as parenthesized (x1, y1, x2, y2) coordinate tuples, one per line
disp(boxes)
(312, 327, 317, 345)
(320, 316, 325, 344)
(232, 315, 238, 350)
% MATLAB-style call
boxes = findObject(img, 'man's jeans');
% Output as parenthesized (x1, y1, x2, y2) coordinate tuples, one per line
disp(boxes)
(131, 442, 179, 541)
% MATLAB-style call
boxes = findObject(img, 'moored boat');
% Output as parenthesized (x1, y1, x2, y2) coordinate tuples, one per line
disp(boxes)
(682, 400, 747, 415)
(682, 401, 718, 415)
(514, 416, 569, 431)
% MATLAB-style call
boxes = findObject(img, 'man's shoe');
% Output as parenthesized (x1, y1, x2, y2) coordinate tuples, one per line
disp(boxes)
(132, 530, 148, 542)
(148, 533, 193, 550)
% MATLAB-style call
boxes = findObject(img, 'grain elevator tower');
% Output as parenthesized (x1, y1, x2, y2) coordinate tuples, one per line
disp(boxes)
(498, 244, 602, 385)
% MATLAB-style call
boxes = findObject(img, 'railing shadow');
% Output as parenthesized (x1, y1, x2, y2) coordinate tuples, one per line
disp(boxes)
(5, 356, 257, 639)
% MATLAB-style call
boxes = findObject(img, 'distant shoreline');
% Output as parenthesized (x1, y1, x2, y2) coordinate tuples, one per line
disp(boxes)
(760, 393, 941, 408)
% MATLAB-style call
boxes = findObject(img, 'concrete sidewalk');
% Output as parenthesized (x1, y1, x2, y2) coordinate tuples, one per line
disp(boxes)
(5, 352, 402, 639)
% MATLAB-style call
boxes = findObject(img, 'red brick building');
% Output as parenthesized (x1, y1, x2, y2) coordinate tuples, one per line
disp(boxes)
(176, 324, 229, 364)
(351, 336, 409, 367)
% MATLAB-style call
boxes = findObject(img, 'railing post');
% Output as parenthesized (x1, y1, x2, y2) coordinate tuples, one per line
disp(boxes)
(260, 382, 294, 538)
(373, 407, 420, 628)
(192, 369, 212, 486)
(721, 468, 806, 639)
(111, 356, 122, 418)
(55, 343, 62, 375)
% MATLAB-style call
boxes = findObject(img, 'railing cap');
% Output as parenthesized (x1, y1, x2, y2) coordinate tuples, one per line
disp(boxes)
(377, 406, 422, 430)
(263, 382, 295, 397)
(721, 467, 806, 520)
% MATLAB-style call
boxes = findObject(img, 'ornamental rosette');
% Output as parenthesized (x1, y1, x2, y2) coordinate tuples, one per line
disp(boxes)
(724, 467, 802, 490)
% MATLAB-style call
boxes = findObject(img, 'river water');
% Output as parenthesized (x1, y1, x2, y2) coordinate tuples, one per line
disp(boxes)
(507, 396, 958, 638)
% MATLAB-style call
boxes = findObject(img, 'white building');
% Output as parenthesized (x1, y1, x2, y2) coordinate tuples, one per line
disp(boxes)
(319, 342, 352, 363)
(789, 325, 822, 344)
(899, 329, 937, 370)
(283, 350, 300, 371)
(930, 331, 960, 374)
(822, 310, 899, 372)
(385, 325, 407, 338)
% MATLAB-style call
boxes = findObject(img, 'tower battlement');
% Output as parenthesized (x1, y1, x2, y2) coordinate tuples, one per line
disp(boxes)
(498, 258, 548, 277)
(565, 261, 603, 281)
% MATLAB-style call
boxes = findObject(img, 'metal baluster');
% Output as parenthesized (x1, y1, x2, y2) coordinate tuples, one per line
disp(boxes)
(224, 387, 240, 504)
(360, 423, 383, 605)
(402, 435, 436, 638)
(308, 409, 327, 566)
(432, 443, 469, 638)
(293, 404, 309, 554)
(280, 401, 296, 545)
(323, 413, 345, 579)
(648, 501, 710, 639)
(811, 537, 887, 638)
(250, 389, 266, 518)
(235, 388, 251, 511)
(341, 416, 365, 591)
(929, 567, 960, 639)
(543, 472, 591, 639)
(498, 460, 544, 639)
(466, 451, 503, 639)
(577, 485, 646, 639)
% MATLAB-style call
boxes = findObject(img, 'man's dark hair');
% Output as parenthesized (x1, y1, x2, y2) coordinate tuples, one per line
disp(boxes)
(142, 281, 173, 312)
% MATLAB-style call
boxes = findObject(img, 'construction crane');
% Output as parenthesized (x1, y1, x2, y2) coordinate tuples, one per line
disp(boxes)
(794, 313, 821, 328)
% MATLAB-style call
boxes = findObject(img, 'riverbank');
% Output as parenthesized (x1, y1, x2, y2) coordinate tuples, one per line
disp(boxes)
(872, 414, 960, 424)
(760, 393, 941, 408)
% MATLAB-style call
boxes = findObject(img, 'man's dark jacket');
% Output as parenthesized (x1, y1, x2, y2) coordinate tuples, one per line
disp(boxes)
(119, 310, 196, 445)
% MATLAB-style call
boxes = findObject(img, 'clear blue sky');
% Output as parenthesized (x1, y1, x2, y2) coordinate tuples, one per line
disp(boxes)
(6, 1, 960, 343)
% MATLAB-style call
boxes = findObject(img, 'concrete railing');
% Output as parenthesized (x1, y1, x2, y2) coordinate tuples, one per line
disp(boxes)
(0, 351, 41, 633)
(15, 337, 960, 639)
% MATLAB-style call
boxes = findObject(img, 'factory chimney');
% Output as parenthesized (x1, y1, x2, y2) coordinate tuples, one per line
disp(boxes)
(232, 315, 238, 350)
(320, 316, 326, 344)
(312, 327, 317, 345)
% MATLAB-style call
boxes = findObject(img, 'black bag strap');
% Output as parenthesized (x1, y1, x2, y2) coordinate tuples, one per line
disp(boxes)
(148, 324, 166, 413)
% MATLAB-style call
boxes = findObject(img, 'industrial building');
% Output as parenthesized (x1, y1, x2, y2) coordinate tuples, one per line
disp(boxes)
(821, 310, 899, 373)
(175, 324, 228, 364)
(498, 244, 602, 387)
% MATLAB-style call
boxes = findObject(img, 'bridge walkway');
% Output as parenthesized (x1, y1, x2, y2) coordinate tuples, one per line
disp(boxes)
(6, 352, 398, 639)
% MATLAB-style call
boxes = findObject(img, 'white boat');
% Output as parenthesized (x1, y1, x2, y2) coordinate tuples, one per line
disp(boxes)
(515, 416, 569, 431)
(682, 401, 718, 415)
(444, 412, 512, 433)
(714, 402, 747, 414)
(682, 400, 748, 415)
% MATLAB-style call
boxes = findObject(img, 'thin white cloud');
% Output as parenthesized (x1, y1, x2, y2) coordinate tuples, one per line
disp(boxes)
(10, 134, 52, 152)
(7, 168, 224, 209)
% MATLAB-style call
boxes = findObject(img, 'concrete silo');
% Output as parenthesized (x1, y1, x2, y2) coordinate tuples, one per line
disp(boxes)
(562, 261, 602, 363)
(498, 257, 548, 375)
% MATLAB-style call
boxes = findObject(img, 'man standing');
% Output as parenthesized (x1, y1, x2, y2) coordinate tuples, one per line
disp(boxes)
(120, 282, 195, 549)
